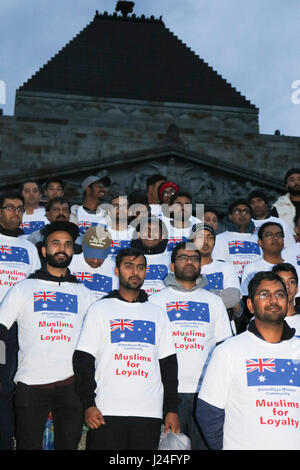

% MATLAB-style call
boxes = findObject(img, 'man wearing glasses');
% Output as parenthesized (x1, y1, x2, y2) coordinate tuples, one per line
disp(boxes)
(197, 271, 300, 450)
(149, 241, 232, 449)
(0, 191, 41, 450)
(212, 199, 261, 279)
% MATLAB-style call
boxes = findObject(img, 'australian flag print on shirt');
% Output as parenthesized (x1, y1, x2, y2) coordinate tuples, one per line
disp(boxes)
(203, 272, 224, 291)
(0, 245, 29, 264)
(166, 301, 210, 323)
(109, 240, 131, 255)
(77, 221, 99, 235)
(110, 319, 155, 345)
(33, 291, 78, 314)
(228, 240, 260, 255)
(146, 264, 168, 281)
(297, 255, 300, 266)
(20, 221, 46, 235)
(167, 236, 188, 252)
(246, 358, 300, 387)
(73, 272, 112, 294)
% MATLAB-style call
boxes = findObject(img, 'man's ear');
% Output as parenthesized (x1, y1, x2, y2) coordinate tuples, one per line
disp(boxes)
(258, 238, 263, 249)
(41, 245, 47, 259)
(114, 266, 119, 278)
(247, 297, 254, 315)
(170, 262, 175, 273)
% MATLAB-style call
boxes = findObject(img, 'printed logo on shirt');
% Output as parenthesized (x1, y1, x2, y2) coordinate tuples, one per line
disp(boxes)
(146, 264, 168, 280)
(203, 272, 224, 291)
(246, 358, 300, 387)
(167, 236, 188, 252)
(110, 319, 155, 345)
(296, 255, 300, 266)
(166, 301, 210, 323)
(78, 221, 98, 235)
(20, 221, 46, 235)
(228, 240, 260, 255)
(33, 291, 78, 314)
(73, 272, 112, 293)
(109, 240, 131, 255)
(0, 245, 29, 264)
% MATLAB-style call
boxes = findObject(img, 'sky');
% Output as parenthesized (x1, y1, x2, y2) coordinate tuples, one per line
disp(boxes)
(1, 0, 300, 137)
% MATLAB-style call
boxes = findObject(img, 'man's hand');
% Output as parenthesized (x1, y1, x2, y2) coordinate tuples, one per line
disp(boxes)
(85, 406, 105, 429)
(164, 412, 180, 434)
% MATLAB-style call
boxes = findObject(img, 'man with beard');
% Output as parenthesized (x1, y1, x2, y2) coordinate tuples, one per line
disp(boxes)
(149, 242, 232, 450)
(0, 221, 96, 450)
(197, 271, 300, 450)
(73, 247, 180, 450)
(271, 168, 300, 235)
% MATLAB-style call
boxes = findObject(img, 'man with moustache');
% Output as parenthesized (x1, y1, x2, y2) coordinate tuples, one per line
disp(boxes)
(271, 168, 300, 234)
(73, 247, 180, 450)
(0, 221, 96, 450)
(150, 242, 232, 449)
(197, 271, 300, 450)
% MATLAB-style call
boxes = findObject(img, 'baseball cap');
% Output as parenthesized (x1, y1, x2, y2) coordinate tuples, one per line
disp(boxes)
(192, 222, 215, 238)
(43, 221, 79, 243)
(82, 226, 112, 259)
(81, 170, 111, 192)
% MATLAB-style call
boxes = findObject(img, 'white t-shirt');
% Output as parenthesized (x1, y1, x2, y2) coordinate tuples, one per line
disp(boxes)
(252, 216, 295, 248)
(0, 233, 41, 302)
(149, 287, 232, 393)
(143, 252, 171, 295)
(161, 216, 200, 253)
(198, 329, 300, 450)
(69, 252, 117, 299)
(105, 226, 135, 255)
(76, 297, 175, 419)
(76, 206, 106, 236)
(282, 242, 300, 268)
(21, 207, 49, 236)
(201, 259, 241, 292)
(212, 231, 262, 278)
(0, 278, 95, 384)
(240, 258, 276, 296)
(285, 315, 300, 337)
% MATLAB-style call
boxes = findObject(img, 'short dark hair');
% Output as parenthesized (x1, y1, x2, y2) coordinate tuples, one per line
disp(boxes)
(115, 247, 147, 269)
(134, 215, 168, 239)
(45, 197, 71, 212)
(284, 168, 300, 184)
(19, 180, 41, 193)
(171, 241, 201, 264)
(248, 271, 287, 302)
(204, 207, 219, 217)
(0, 191, 24, 208)
(146, 174, 166, 189)
(257, 222, 284, 240)
(45, 178, 64, 190)
(228, 199, 251, 215)
(170, 191, 192, 206)
(272, 263, 299, 286)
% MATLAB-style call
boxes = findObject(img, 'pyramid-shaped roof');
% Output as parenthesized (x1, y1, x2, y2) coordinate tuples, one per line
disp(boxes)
(18, 6, 256, 110)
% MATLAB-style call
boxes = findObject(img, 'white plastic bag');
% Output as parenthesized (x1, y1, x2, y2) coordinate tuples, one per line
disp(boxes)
(158, 426, 191, 450)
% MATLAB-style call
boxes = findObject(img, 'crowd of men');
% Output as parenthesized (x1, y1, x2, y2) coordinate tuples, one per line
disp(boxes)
(0, 168, 299, 451)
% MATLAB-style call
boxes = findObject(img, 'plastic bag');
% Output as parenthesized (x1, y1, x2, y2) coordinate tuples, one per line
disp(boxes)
(158, 426, 191, 450)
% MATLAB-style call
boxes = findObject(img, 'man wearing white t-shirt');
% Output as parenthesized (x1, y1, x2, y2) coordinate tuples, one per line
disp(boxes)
(0, 191, 41, 450)
(19, 180, 49, 236)
(130, 216, 171, 295)
(272, 263, 300, 336)
(0, 221, 96, 450)
(212, 199, 261, 278)
(150, 242, 232, 449)
(192, 223, 242, 334)
(69, 226, 117, 299)
(197, 271, 300, 450)
(70, 171, 110, 237)
(73, 247, 180, 450)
